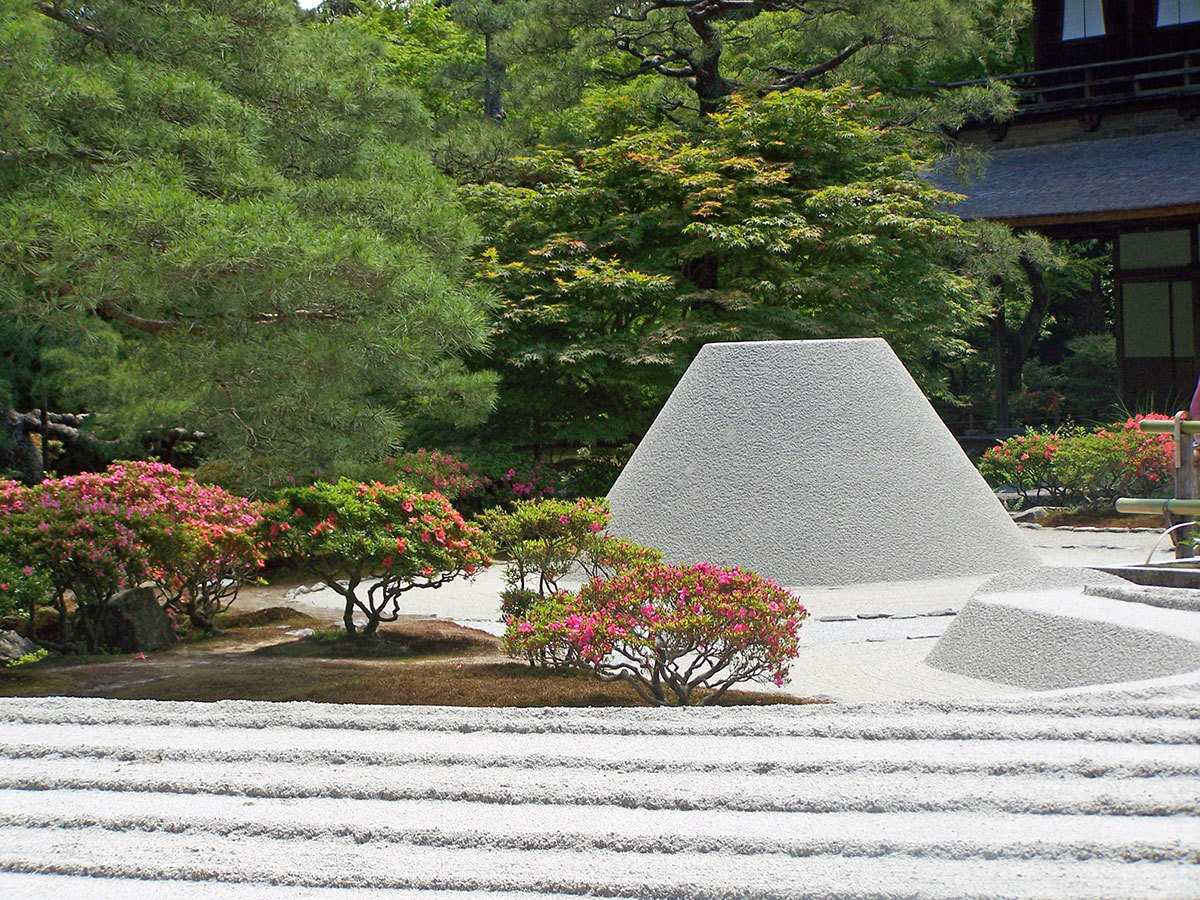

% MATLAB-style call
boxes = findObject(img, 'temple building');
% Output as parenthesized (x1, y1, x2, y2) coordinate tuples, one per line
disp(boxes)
(940, 0, 1200, 405)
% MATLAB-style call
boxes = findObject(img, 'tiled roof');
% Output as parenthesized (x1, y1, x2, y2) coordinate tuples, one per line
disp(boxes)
(933, 129, 1200, 221)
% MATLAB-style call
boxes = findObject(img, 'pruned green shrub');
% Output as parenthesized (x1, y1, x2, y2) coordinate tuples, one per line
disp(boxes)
(265, 479, 490, 639)
(476, 497, 661, 666)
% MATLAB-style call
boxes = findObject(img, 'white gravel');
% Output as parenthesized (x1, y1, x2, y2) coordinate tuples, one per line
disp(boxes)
(1, 689, 1199, 899)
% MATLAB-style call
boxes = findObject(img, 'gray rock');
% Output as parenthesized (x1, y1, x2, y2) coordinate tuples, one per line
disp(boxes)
(0, 629, 38, 663)
(856, 612, 891, 620)
(816, 615, 857, 623)
(286, 628, 315, 637)
(86, 587, 176, 653)
(1010, 506, 1049, 522)
(923, 608, 957, 617)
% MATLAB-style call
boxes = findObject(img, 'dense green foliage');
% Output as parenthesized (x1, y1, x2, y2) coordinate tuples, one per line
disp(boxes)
(467, 91, 985, 447)
(2, 0, 1114, 480)
(0, 0, 495, 486)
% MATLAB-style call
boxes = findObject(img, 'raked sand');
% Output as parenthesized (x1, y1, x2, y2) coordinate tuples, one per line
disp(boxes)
(1, 685, 1199, 899)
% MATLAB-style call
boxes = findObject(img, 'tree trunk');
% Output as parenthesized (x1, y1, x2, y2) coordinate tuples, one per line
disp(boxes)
(483, 30, 506, 120)
(0, 407, 42, 484)
(1008, 254, 1054, 389)
(683, 252, 719, 290)
(992, 298, 1010, 430)
(688, 10, 735, 116)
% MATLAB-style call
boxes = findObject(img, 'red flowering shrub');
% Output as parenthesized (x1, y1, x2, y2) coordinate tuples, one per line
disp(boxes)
(977, 429, 1069, 505)
(357, 449, 564, 515)
(478, 497, 661, 667)
(265, 479, 490, 639)
(978, 416, 1174, 507)
(1052, 415, 1174, 504)
(97, 462, 265, 632)
(364, 449, 488, 503)
(505, 562, 807, 706)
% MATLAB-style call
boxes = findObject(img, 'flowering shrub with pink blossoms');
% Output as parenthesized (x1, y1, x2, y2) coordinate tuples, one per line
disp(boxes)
(96, 462, 265, 632)
(1053, 415, 1175, 504)
(357, 449, 563, 515)
(0, 558, 51, 627)
(0, 463, 265, 648)
(978, 415, 1174, 507)
(478, 497, 661, 666)
(362, 450, 488, 503)
(0, 472, 157, 650)
(505, 562, 807, 706)
(265, 479, 490, 639)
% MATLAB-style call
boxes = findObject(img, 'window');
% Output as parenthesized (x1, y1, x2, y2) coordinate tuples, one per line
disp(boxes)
(1062, 0, 1106, 39)
(1158, 0, 1200, 26)
(1119, 230, 1193, 269)
(1122, 281, 1194, 359)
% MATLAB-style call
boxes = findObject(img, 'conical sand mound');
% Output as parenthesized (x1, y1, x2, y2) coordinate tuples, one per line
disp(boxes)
(608, 338, 1039, 586)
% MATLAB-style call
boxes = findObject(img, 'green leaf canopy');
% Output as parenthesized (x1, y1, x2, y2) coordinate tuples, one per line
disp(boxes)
(0, 0, 497, 487)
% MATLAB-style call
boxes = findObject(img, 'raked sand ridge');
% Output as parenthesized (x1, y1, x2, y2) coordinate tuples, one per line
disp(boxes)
(1, 688, 1199, 899)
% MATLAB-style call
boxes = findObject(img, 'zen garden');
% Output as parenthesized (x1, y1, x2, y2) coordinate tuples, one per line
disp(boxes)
(1, 1, 1199, 898)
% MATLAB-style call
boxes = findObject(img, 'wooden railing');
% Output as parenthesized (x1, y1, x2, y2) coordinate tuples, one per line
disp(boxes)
(1116, 412, 1200, 560)
(939, 50, 1200, 114)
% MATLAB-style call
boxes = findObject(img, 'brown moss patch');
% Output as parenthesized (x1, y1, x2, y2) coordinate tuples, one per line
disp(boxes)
(253, 620, 499, 660)
(1039, 510, 1164, 529)
(217, 606, 322, 629)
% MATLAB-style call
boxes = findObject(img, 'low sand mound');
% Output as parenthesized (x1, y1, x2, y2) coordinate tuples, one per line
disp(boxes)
(2, 691, 1199, 898)
(927, 567, 1200, 690)
(608, 338, 1038, 586)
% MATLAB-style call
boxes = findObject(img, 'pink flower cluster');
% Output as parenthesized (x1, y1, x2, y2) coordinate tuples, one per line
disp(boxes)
(506, 561, 807, 705)
(0, 462, 266, 637)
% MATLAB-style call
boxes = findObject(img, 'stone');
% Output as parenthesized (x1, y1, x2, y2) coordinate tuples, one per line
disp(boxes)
(1010, 506, 1049, 522)
(608, 338, 1040, 587)
(86, 587, 176, 653)
(0, 629, 38, 664)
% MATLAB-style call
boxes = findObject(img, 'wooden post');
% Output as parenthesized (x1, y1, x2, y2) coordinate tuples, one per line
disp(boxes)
(1173, 411, 1197, 559)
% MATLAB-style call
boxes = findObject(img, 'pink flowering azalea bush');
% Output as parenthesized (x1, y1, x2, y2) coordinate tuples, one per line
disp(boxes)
(0, 557, 51, 630)
(97, 462, 265, 632)
(978, 415, 1174, 506)
(265, 479, 491, 639)
(476, 498, 661, 666)
(361, 449, 488, 504)
(357, 449, 564, 515)
(0, 463, 265, 648)
(977, 429, 1067, 505)
(0, 472, 157, 650)
(1052, 415, 1174, 504)
(505, 562, 807, 706)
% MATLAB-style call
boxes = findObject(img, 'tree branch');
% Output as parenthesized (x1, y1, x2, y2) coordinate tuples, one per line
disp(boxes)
(762, 36, 873, 93)
(33, 2, 121, 51)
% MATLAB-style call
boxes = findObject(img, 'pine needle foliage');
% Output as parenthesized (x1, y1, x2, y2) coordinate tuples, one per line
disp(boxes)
(0, 0, 496, 488)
